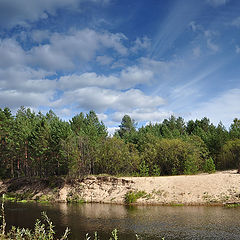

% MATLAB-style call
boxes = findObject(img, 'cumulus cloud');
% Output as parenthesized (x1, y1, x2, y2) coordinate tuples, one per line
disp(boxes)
(29, 29, 127, 70)
(58, 65, 154, 90)
(59, 72, 119, 90)
(0, 39, 26, 68)
(0, 64, 55, 110)
(31, 30, 51, 43)
(52, 87, 165, 112)
(96, 55, 113, 65)
(111, 109, 173, 123)
(0, 89, 52, 109)
(0, 66, 54, 90)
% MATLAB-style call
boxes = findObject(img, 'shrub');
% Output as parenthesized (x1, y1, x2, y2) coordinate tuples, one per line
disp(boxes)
(203, 157, 216, 173)
(124, 191, 147, 204)
(139, 160, 149, 176)
(184, 156, 198, 175)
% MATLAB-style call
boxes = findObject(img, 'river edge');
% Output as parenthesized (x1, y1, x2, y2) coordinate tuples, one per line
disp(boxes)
(1, 170, 240, 206)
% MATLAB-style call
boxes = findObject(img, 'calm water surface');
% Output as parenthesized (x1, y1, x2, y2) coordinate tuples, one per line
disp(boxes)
(5, 202, 240, 239)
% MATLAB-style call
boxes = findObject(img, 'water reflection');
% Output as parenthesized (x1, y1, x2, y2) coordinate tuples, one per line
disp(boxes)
(5, 202, 240, 240)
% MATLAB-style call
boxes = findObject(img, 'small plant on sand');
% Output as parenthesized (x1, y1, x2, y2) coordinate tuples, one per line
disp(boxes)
(124, 191, 147, 204)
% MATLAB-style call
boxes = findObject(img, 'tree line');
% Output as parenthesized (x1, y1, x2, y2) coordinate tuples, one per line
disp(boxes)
(0, 107, 240, 179)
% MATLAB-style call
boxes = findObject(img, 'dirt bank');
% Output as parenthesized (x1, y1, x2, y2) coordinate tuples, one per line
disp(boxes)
(1, 170, 240, 205)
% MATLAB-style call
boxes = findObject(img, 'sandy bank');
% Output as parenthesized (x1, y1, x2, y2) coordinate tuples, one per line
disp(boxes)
(1, 170, 240, 205)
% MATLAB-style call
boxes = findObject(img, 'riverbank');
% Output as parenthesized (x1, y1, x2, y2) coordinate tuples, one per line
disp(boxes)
(1, 170, 240, 205)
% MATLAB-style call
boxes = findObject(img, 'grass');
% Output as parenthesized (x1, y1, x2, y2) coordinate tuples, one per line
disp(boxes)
(66, 192, 86, 204)
(124, 191, 147, 204)
(224, 203, 240, 208)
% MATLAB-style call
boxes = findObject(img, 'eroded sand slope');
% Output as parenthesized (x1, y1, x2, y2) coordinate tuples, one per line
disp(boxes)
(1, 170, 240, 205)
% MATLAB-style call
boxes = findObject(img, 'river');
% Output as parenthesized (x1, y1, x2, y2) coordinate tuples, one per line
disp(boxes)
(4, 202, 240, 239)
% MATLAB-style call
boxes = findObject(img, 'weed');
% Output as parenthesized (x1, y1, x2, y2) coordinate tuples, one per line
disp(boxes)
(124, 191, 147, 204)
(66, 193, 85, 204)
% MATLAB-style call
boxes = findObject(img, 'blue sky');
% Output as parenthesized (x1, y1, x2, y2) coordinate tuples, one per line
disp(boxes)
(0, 0, 240, 133)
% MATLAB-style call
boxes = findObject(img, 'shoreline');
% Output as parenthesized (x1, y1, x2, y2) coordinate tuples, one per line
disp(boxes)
(1, 170, 240, 206)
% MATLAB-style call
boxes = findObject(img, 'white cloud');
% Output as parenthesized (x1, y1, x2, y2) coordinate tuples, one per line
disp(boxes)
(31, 30, 51, 43)
(189, 21, 202, 32)
(204, 30, 217, 38)
(193, 46, 201, 57)
(97, 113, 108, 121)
(107, 126, 119, 136)
(0, 39, 26, 68)
(0, 0, 77, 28)
(231, 17, 240, 28)
(0, 89, 52, 109)
(58, 65, 154, 90)
(119, 66, 153, 88)
(192, 88, 240, 127)
(52, 87, 165, 112)
(131, 36, 151, 53)
(206, 0, 230, 7)
(0, 64, 56, 110)
(207, 39, 219, 52)
(0, 0, 110, 28)
(96, 55, 113, 65)
(29, 29, 128, 70)
(59, 72, 119, 90)
(111, 109, 173, 123)
(0, 66, 54, 91)
(236, 45, 240, 54)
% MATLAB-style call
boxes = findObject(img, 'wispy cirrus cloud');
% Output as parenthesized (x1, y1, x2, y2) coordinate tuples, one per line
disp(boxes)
(206, 0, 230, 7)
(0, 0, 110, 28)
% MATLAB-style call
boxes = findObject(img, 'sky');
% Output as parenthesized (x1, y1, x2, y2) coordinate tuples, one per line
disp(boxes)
(0, 0, 240, 133)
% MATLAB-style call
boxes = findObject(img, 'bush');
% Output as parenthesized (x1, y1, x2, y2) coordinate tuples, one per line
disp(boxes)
(96, 137, 140, 175)
(139, 160, 149, 176)
(184, 156, 198, 175)
(218, 139, 240, 170)
(124, 191, 146, 204)
(203, 157, 216, 173)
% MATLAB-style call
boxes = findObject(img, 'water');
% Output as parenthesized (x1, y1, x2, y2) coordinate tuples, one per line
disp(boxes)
(4, 202, 240, 239)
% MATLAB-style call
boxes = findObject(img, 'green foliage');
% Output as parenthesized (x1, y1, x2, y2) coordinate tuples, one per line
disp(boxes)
(124, 191, 147, 204)
(218, 139, 240, 170)
(229, 118, 240, 139)
(117, 115, 136, 139)
(184, 156, 199, 175)
(203, 157, 216, 173)
(138, 160, 149, 176)
(96, 137, 140, 175)
(0, 106, 239, 179)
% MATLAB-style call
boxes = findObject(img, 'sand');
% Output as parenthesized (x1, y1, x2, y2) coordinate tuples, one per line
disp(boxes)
(1, 170, 240, 205)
